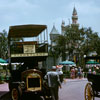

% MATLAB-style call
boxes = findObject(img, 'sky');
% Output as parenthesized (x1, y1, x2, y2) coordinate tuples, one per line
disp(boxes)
(0, 0, 100, 38)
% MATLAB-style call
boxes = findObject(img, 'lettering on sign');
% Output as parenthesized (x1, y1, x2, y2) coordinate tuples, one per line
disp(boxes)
(11, 53, 48, 57)
(23, 45, 35, 53)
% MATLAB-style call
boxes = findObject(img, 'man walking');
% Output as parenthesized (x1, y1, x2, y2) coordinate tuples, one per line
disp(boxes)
(44, 66, 62, 100)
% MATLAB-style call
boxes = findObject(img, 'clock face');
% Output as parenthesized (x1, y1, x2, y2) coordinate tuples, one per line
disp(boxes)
(23, 45, 35, 53)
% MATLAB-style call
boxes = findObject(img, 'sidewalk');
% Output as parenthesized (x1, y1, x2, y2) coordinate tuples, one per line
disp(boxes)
(0, 82, 9, 98)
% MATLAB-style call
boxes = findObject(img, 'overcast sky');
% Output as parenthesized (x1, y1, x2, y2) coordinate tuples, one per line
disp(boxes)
(0, 0, 100, 37)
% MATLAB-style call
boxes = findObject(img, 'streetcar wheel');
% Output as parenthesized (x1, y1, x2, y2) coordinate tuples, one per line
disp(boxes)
(11, 86, 22, 100)
(84, 83, 94, 100)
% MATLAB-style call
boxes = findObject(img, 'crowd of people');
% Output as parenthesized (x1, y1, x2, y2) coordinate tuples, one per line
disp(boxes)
(44, 64, 100, 100)
(70, 65, 100, 79)
(88, 65, 100, 74)
(70, 66, 83, 79)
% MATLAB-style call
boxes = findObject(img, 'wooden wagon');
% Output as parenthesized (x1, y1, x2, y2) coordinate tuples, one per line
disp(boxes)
(85, 73, 100, 100)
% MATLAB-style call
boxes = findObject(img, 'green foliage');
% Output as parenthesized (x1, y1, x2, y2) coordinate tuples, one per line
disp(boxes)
(0, 30, 8, 59)
(0, 29, 24, 59)
(51, 25, 100, 66)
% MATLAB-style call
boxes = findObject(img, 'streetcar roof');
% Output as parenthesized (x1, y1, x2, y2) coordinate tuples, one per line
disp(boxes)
(8, 24, 47, 38)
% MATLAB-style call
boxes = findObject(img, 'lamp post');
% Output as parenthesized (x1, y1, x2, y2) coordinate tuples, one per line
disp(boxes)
(84, 55, 86, 69)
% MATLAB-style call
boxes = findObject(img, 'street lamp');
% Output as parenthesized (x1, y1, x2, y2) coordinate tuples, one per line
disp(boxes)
(84, 55, 86, 69)
(84, 55, 86, 58)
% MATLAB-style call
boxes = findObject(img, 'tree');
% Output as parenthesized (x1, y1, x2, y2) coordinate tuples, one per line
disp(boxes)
(81, 27, 100, 55)
(54, 26, 100, 67)
(0, 30, 24, 59)
(48, 35, 66, 65)
(55, 35, 66, 61)
(0, 30, 8, 59)
(64, 26, 86, 64)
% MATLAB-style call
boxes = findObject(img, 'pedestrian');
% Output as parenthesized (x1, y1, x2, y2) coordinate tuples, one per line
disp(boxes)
(77, 67, 82, 79)
(44, 66, 62, 100)
(70, 67, 75, 79)
(75, 67, 78, 78)
(88, 68, 92, 74)
(56, 68, 63, 83)
(93, 70, 96, 74)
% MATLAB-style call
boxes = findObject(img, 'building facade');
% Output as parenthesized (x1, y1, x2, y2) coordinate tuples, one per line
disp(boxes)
(61, 6, 79, 36)
(49, 7, 79, 64)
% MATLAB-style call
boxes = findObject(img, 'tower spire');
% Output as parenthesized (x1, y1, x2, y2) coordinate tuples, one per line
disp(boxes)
(73, 6, 77, 16)
(71, 6, 79, 27)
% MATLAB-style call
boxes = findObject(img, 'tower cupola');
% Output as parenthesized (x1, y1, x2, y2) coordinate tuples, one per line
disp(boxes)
(50, 25, 59, 41)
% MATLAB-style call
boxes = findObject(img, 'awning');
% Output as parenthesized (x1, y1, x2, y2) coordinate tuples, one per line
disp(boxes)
(8, 24, 47, 38)
(86, 60, 99, 64)
(0, 58, 7, 63)
(59, 60, 76, 65)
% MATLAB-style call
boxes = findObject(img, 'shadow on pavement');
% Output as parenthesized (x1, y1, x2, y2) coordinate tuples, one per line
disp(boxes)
(0, 92, 10, 100)
(0, 91, 9, 97)
(0, 91, 52, 100)
(22, 93, 44, 100)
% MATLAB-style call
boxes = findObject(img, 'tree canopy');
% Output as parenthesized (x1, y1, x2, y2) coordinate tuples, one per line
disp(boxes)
(0, 30, 8, 59)
(0, 30, 24, 59)
(51, 26, 100, 66)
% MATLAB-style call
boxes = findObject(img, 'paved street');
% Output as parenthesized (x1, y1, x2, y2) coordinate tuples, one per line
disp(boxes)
(59, 78, 100, 100)
(0, 78, 100, 100)
(0, 83, 9, 96)
(0, 82, 10, 100)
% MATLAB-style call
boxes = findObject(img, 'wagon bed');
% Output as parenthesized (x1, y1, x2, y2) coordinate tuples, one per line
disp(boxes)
(87, 73, 100, 83)
(87, 73, 100, 91)
(85, 73, 100, 100)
